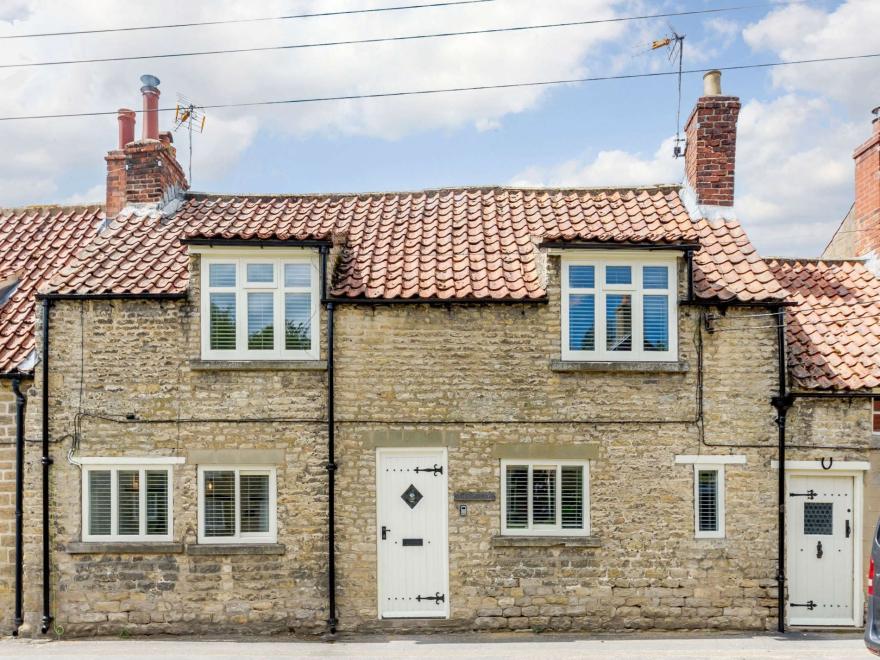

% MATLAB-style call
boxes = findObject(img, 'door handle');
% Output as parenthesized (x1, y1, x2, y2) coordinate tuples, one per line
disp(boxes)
(846, 519, 851, 538)
(381, 525, 391, 540)
(816, 540, 823, 559)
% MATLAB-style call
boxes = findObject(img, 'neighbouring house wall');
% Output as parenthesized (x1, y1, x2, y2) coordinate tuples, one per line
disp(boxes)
(16, 253, 875, 636)
(787, 397, 880, 585)
(0, 381, 18, 631)
(822, 206, 858, 259)
(0, 377, 36, 634)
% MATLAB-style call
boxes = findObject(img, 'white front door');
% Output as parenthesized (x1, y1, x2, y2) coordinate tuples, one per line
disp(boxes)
(788, 474, 856, 626)
(376, 448, 449, 618)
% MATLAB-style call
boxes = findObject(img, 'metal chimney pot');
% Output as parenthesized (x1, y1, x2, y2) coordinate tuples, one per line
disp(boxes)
(140, 74, 161, 141)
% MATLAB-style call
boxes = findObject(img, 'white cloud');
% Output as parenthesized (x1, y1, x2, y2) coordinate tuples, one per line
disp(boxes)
(61, 184, 103, 206)
(511, 136, 682, 188)
(511, 0, 880, 257)
(0, 1, 29, 23)
(743, 0, 880, 114)
(0, 0, 631, 206)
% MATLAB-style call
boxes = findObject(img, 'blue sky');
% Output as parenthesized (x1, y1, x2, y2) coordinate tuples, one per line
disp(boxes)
(0, 0, 877, 256)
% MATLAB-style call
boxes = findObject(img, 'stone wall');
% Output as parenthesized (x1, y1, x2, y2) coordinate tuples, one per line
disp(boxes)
(13, 251, 876, 636)
(0, 381, 17, 631)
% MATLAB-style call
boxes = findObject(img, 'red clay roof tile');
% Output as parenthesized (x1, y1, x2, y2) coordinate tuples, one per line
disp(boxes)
(768, 258, 880, 391)
(43, 186, 786, 307)
(0, 205, 103, 373)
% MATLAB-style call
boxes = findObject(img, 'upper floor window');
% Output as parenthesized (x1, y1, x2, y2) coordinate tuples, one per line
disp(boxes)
(873, 398, 880, 434)
(200, 255, 319, 360)
(561, 255, 678, 361)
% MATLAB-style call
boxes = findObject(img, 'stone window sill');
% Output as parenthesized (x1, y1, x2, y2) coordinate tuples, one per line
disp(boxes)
(185, 543, 286, 556)
(549, 359, 688, 373)
(66, 542, 184, 554)
(491, 535, 601, 548)
(190, 359, 326, 372)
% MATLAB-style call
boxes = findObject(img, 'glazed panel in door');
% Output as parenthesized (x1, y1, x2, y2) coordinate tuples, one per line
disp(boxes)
(788, 474, 855, 625)
(376, 448, 449, 618)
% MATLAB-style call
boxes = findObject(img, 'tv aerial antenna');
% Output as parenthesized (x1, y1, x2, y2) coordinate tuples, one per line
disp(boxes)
(652, 28, 686, 158)
(174, 93, 207, 184)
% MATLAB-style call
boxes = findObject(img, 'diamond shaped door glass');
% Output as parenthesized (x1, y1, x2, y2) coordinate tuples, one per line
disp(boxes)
(401, 484, 423, 509)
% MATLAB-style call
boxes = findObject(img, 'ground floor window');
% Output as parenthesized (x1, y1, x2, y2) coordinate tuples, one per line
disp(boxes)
(82, 464, 173, 542)
(500, 460, 590, 536)
(197, 466, 277, 544)
(674, 455, 745, 539)
(694, 466, 724, 538)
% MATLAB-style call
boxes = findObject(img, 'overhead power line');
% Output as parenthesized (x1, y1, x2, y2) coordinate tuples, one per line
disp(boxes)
(0, 3, 807, 69)
(0, 52, 876, 123)
(0, 1, 495, 40)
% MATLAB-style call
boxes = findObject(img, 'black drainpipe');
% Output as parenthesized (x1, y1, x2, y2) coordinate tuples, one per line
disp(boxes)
(770, 305, 793, 634)
(11, 377, 26, 636)
(320, 247, 338, 633)
(40, 299, 53, 634)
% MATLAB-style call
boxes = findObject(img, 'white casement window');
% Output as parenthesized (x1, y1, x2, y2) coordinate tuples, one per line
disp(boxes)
(197, 466, 277, 544)
(81, 463, 174, 542)
(561, 254, 678, 361)
(675, 455, 744, 539)
(500, 459, 590, 536)
(200, 254, 319, 360)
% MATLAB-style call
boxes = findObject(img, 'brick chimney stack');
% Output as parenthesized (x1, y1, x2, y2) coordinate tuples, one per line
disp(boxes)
(105, 74, 188, 217)
(683, 70, 741, 218)
(854, 107, 880, 258)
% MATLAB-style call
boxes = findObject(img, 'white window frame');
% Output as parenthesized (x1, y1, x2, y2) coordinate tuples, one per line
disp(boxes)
(675, 455, 745, 539)
(692, 464, 725, 539)
(81, 463, 175, 543)
(197, 465, 277, 544)
(500, 459, 590, 537)
(200, 251, 320, 361)
(560, 252, 678, 362)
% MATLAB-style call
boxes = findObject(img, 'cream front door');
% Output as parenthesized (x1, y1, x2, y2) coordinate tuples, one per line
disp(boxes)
(376, 448, 449, 618)
(788, 474, 856, 626)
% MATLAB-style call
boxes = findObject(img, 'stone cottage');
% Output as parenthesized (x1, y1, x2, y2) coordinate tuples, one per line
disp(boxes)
(2, 71, 879, 637)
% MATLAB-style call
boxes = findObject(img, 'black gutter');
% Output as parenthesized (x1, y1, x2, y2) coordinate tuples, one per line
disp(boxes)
(181, 238, 333, 249)
(37, 292, 186, 301)
(11, 377, 25, 636)
(684, 299, 795, 308)
(789, 391, 876, 399)
(542, 241, 701, 251)
(770, 306, 793, 634)
(40, 299, 53, 634)
(322, 296, 548, 306)
(320, 246, 338, 634)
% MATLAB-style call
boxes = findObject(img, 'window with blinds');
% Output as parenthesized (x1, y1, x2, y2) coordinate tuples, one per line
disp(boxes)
(562, 257, 677, 362)
(697, 470, 718, 533)
(198, 467, 276, 544)
(201, 256, 318, 360)
(83, 466, 172, 542)
(501, 461, 589, 536)
(692, 465, 726, 538)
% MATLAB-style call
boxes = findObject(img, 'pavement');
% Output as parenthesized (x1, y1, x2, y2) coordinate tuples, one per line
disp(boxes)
(0, 632, 870, 659)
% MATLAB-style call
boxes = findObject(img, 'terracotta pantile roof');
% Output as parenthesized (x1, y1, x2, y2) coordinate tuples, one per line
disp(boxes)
(768, 258, 880, 391)
(692, 218, 786, 303)
(0, 205, 104, 374)
(45, 186, 784, 305)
